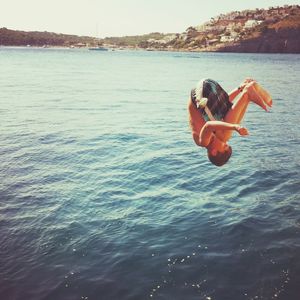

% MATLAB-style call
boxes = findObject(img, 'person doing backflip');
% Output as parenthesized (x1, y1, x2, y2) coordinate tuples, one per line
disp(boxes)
(188, 78, 272, 166)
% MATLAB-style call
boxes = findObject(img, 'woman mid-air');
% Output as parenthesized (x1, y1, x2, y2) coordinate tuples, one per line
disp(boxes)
(188, 78, 272, 166)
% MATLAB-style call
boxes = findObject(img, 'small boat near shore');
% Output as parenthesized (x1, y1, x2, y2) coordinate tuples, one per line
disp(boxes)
(88, 46, 108, 51)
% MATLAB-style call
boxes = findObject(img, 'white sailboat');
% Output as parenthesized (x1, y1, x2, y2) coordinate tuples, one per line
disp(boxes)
(88, 23, 108, 51)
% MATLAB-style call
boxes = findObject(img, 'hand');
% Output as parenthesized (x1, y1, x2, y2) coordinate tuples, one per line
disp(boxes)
(244, 78, 255, 83)
(235, 125, 249, 136)
(243, 81, 256, 93)
(239, 78, 256, 91)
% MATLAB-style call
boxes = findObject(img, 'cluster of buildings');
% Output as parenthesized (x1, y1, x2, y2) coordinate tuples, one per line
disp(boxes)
(144, 5, 300, 51)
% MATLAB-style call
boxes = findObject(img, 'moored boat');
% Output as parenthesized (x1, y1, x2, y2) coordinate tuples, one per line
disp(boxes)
(88, 46, 108, 51)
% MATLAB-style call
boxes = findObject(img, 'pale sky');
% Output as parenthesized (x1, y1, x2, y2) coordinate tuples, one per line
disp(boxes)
(1, 0, 299, 37)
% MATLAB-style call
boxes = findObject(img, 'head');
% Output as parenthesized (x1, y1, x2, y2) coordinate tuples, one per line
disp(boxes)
(207, 145, 232, 167)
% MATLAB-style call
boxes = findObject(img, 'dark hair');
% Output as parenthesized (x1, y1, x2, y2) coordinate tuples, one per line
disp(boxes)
(207, 146, 232, 167)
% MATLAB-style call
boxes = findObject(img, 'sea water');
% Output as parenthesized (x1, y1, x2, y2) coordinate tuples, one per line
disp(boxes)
(0, 47, 300, 300)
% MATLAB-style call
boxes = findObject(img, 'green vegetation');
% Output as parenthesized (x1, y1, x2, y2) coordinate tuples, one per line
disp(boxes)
(102, 32, 170, 47)
(0, 27, 96, 47)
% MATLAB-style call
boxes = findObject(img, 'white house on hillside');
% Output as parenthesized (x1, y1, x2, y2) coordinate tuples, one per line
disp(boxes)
(220, 35, 235, 43)
(244, 20, 262, 28)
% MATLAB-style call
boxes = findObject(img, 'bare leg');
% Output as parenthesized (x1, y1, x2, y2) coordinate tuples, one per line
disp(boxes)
(253, 82, 273, 108)
(247, 84, 268, 112)
(216, 84, 268, 142)
(226, 93, 250, 123)
(216, 92, 250, 142)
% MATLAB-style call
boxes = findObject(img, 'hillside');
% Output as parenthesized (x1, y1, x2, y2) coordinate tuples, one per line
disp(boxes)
(103, 32, 173, 48)
(140, 4, 300, 53)
(1, 5, 299, 53)
(216, 13, 300, 53)
(0, 27, 97, 47)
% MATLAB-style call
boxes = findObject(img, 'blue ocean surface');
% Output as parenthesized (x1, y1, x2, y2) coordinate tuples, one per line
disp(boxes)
(0, 47, 300, 300)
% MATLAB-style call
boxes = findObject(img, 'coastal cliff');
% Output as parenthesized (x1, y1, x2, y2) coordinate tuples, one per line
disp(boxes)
(138, 5, 300, 53)
(217, 15, 300, 53)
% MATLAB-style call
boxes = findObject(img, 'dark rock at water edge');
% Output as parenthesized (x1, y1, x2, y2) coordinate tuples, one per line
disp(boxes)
(218, 27, 300, 53)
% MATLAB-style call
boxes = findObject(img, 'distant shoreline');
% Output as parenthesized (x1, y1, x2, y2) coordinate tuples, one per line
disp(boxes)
(1, 5, 300, 54)
(1, 45, 300, 55)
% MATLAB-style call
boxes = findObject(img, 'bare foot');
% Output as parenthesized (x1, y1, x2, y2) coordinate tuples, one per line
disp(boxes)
(245, 83, 268, 112)
(253, 83, 273, 108)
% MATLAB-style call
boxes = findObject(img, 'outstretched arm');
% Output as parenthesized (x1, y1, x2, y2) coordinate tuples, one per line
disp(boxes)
(199, 121, 248, 147)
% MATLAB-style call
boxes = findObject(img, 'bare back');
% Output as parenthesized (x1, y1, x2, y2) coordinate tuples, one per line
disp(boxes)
(187, 98, 206, 146)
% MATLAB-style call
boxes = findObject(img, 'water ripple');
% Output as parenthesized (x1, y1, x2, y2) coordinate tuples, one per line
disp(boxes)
(0, 49, 300, 300)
